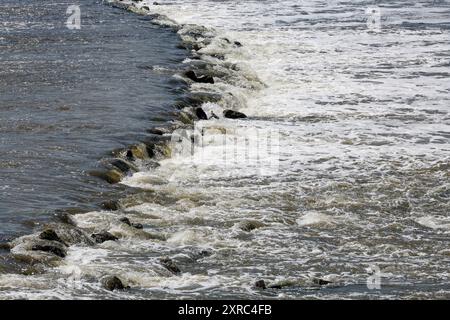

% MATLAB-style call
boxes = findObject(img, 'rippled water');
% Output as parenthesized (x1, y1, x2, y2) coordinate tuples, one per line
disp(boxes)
(1, 0, 450, 299)
(0, 0, 185, 236)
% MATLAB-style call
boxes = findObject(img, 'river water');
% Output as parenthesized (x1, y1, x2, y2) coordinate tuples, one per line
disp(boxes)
(0, 0, 449, 299)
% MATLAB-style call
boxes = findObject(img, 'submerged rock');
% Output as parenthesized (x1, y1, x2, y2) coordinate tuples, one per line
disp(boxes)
(0, 241, 11, 251)
(131, 223, 144, 229)
(31, 244, 66, 258)
(160, 257, 181, 275)
(238, 220, 265, 232)
(313, 278, 333, 286)
(119, 217, 143, 229)
(184, 70, 214, 84)
(147, 128, 165, 135)
(101, 200, 121, 211)
(91, 231, 118, 244)
(223, 110, 247, 119)
(254, 280, 267, 290)
(267, 280, 298, 289)
(102, 276, 128, 291)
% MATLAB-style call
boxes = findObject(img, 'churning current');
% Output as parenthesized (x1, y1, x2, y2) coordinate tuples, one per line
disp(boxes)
(1, 0, 450, 299)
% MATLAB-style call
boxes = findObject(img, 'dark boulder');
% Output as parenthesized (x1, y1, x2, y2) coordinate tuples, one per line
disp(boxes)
(39, 229, 67, 246)
(111, 159, 137, 174)
(101, 200, 121, 211)
(234, 41, 243, 47)
(147, 128, 165, 135)
(238, 220, 265, 232)
(102, 276, 128, 291)
(195, 107, 208, 120)
(160, 257, 181, 275)
(31, 244, 66, 258)
(185, 70, 214, 84)
(126, 150, 134, 161)
(255, 280, 266, 290)
(44, 223, 95, 246)
(132, 223, 144, 230)
(119, 217, 131, 226)
(119, 217, 143, 229)
(91, 231, 118, 244)
(313, 278, 332, 286)
(223, 110, 247, 119)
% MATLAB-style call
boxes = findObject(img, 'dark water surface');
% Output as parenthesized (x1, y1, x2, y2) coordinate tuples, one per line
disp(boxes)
(0, 0, 185, 238)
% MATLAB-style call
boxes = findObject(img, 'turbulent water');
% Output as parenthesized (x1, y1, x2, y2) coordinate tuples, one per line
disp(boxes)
(1, 0, 450, 299)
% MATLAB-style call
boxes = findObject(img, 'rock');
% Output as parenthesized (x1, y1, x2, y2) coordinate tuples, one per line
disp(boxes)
(31, 244, 66, 258)
(39, 229, 67, 246)
(195, 107, 208, 120)
(102, 276, 127, 291)
(119, 217, 131, 226)
(105, 169, 123, 184)
(142, 6, 150, 11)
(267, 280, 297, 289)
(101, 200, 121, 211)
(234, 41, 243, 47)
(44, 223, 95, 246)
(197, 249, 212, 258)
(126, 150, 134, 161)
(188, 249, 212, 261)
(91, 231, 118, 244)
(119, 217, 143, 230)
(89, 169, 123, 184)
(146, 141, 172, 159)
(0, 241, 11, 251)
(132, 223, 144, 230)
(223, 110, 247, 119)
(184, 70, 214, 84)
(313, 278, 332, 286)
(143, 161, 161, 171)
(268, 284, 282, 289)
(255, 280, 266, 290)
(238, 220, 265, 232)
(110, 159, 137, 173)
(126, 144, 149, 161)
(147, 128, 164, 135)
(160, 257, 181, 274)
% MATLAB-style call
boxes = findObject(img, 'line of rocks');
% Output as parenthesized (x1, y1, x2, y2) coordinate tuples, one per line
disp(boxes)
(6, 0, 263, 293)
